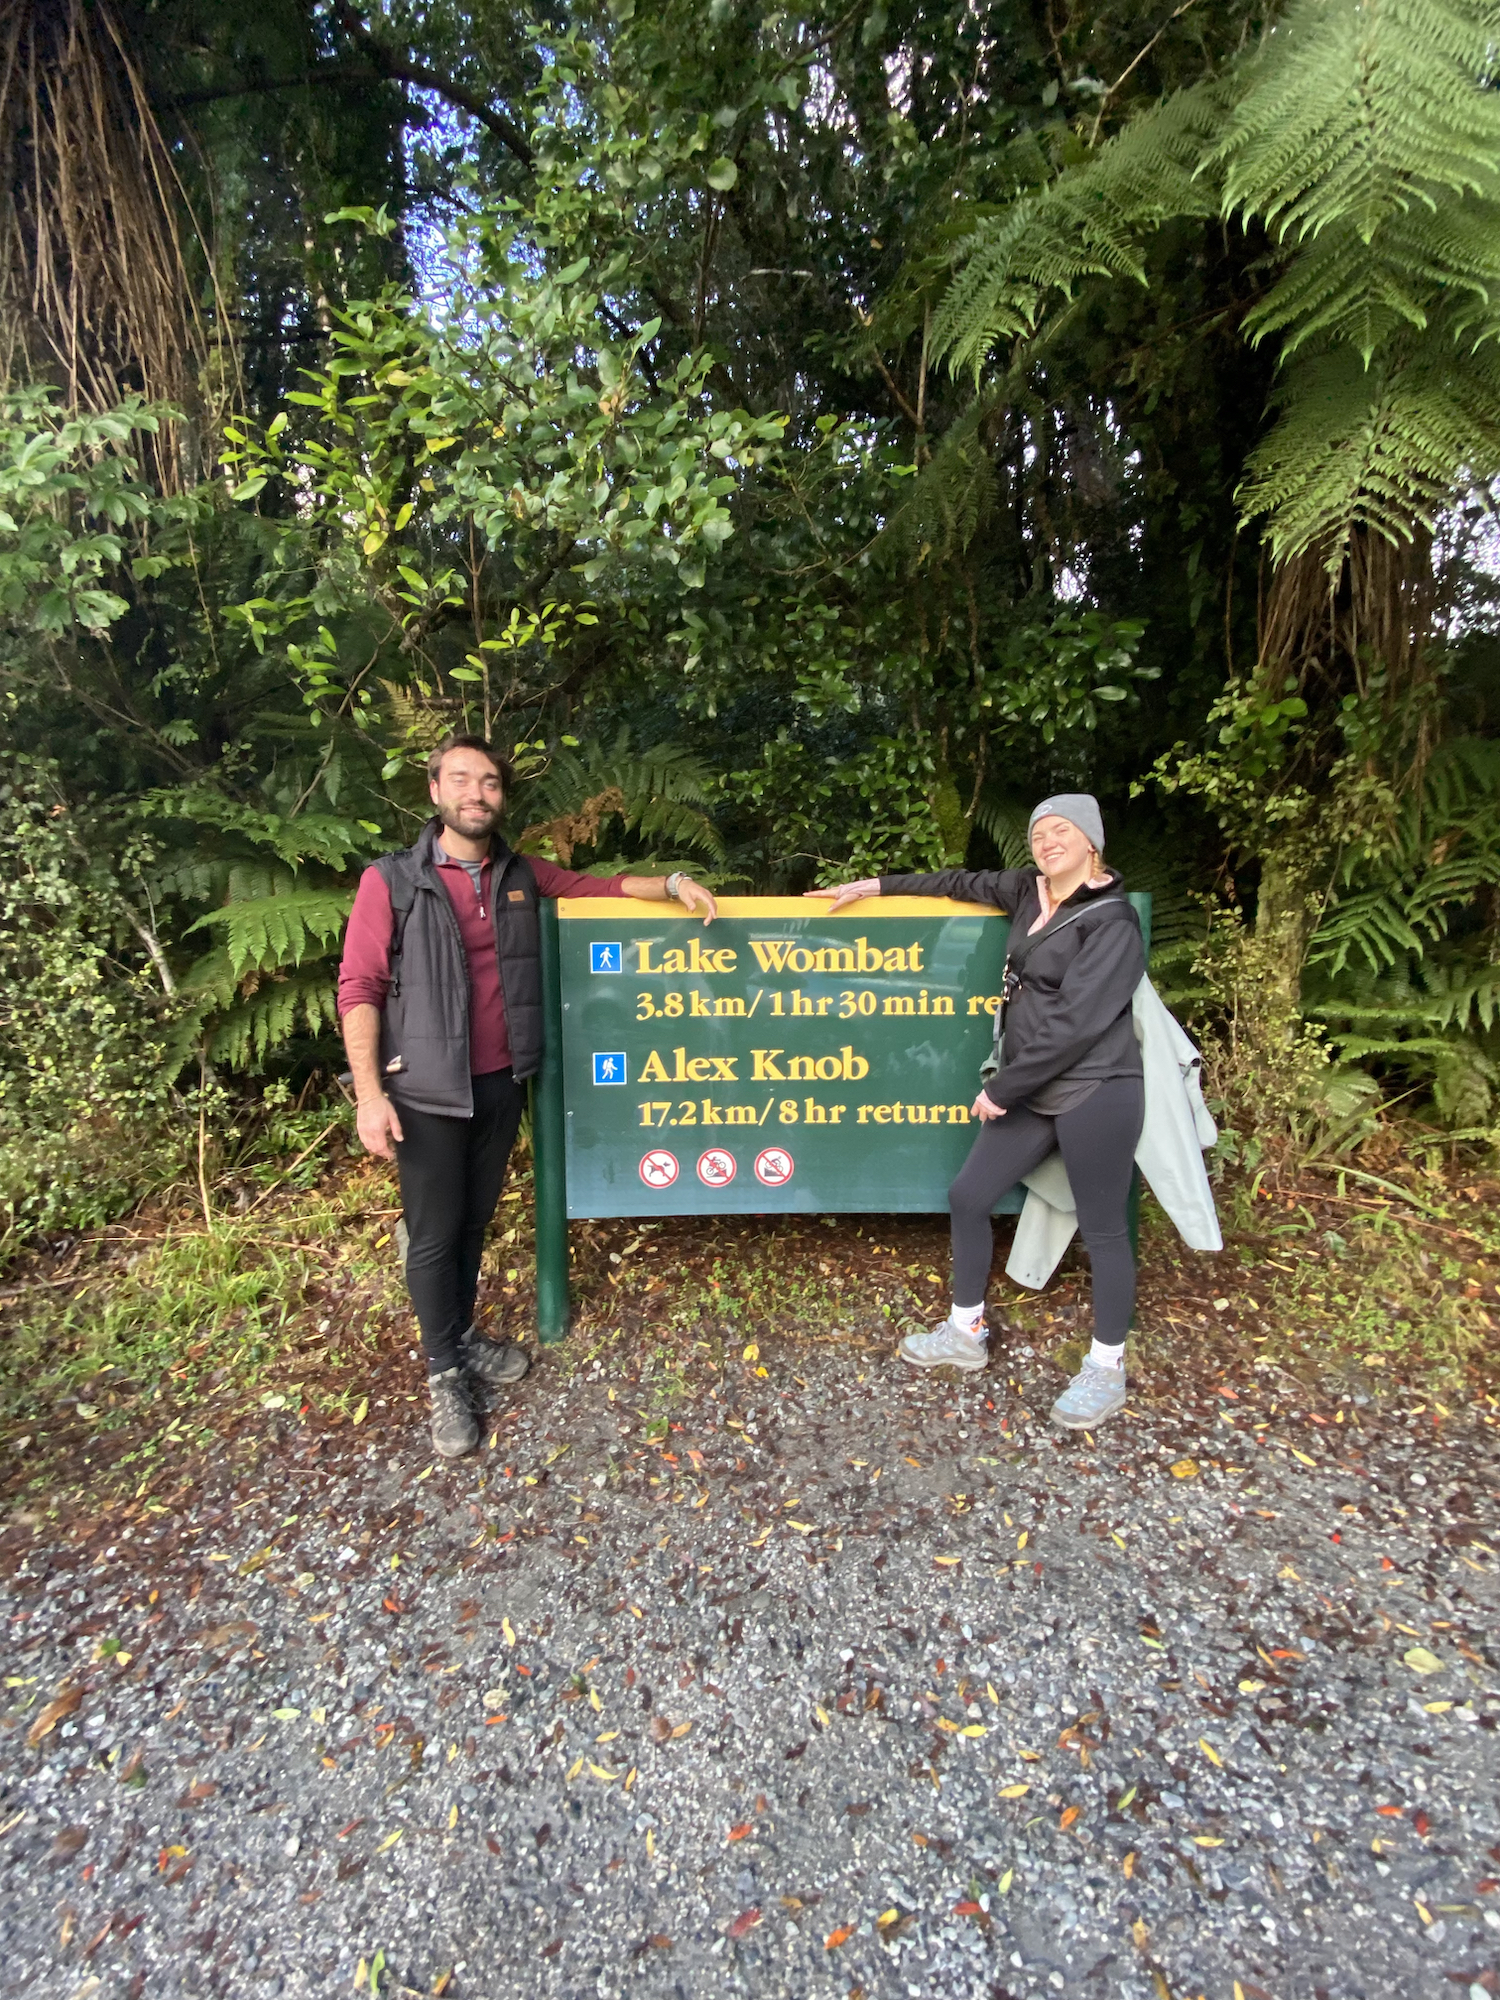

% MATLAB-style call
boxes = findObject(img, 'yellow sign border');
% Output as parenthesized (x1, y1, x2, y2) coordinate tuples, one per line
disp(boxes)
(556, 894, 1001, 919)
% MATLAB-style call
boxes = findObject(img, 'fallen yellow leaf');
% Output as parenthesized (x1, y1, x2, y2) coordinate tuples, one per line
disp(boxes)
(998, 1783, 1030, 1799)
(1169, 1458, 1198, 1479)
(1199, 1738, 1223, 1768)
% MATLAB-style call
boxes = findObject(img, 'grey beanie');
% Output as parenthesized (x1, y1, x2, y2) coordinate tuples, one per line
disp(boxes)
(1028, 793, 1105, 854)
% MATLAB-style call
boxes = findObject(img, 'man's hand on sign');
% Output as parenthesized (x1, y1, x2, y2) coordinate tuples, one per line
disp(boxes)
(677, 878, 718, 925)
(803, 878, 880, 915)
(357, 1093, 405, 1160)
(972, 1092, 1006, 1121)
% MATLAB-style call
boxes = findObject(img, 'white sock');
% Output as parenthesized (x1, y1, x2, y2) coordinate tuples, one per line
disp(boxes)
(1089, 1338, 1125, 1370)
(951, 1302, 986, 1340)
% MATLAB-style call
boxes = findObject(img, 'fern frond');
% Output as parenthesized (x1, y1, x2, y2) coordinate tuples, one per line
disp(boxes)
(1214, 0, 1500, 247)
(515, 730, 724, 864)
(185, 888, 354, 977)
(880, 396, 1002, 569)
(931, 81, 1225, 376)
(1238, 329, 1500, 562)
(971, 795, 1033, 869)
(208, 968, 340, 1072)
(137, 787, 373, 870)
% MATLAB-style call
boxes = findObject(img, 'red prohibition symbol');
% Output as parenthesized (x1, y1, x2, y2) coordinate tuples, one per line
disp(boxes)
(638, 1148, 679, 1187)
(754, 1146, 794, 1187)
(696, 1147, 737, 1187)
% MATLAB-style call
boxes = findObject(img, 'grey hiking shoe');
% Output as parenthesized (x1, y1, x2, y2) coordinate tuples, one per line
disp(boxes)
(427, 1367, 479, 1457)
(460, 1325, 530, 1388)
(899, 1316, 989, 1372)
(1051, 1358, 1127, 1429)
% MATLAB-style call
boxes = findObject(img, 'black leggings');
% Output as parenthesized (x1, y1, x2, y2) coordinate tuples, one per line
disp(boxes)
(393, 1069, 527, 1375)
(948, 1075, 1144, 1343)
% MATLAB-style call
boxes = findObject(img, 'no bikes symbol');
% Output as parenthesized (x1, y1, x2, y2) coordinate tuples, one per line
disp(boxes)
(696, 1148, 737, 1187)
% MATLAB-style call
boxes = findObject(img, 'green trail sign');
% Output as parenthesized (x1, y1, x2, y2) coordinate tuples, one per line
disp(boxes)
(530, 892, 1149, 1339)
(555, 895, 1009, 1216)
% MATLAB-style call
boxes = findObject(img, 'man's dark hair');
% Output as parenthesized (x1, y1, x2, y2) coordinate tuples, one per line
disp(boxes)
(426, 732, 514, 791)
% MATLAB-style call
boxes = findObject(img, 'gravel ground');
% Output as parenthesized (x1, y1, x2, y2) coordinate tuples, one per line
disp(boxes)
(3, 1321, 1499, 2000)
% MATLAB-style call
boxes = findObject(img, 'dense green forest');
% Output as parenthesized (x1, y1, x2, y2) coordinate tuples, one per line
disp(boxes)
(4, 0, 1500, 1247)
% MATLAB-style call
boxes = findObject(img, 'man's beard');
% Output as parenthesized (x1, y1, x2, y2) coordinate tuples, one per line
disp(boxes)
(437, 800, 502, 839)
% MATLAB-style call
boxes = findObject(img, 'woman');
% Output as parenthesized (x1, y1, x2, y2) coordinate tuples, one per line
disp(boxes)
(809, 793, 1145, 1429)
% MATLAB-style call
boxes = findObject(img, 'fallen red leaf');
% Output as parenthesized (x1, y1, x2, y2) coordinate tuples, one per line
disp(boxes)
(1375, 1805, 1403, 1817)
(1413, 1810, 1431, 1837)
(1059, 1806, 1082, 1830)
(825, 1925, 852, 1950)
(953, 1900, 982, 1915)
(727, 1908, 761, 1939)
(727, 1823, 752, 1842)
(382, 1596, 403, 1615)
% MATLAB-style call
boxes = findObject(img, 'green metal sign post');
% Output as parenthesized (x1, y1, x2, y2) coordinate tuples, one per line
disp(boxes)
(530, 892, 1149, 1343)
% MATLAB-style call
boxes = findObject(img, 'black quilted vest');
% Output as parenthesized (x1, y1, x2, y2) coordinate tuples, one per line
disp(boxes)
(373, 819, 543, 1116)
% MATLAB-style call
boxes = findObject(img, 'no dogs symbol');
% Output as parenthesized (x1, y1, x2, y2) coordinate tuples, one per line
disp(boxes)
(754, 1147, 794, 1187)
(638, 1149, 679, 1188)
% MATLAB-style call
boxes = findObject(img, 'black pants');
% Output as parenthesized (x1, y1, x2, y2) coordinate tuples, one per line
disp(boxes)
(948, 1075, 1145, 1344)
(393, 1069, 527, 1375)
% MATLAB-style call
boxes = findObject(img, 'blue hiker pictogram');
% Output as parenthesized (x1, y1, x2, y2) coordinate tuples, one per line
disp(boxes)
(592, 1051, 627, 1085)
(590, 942, 622, 973)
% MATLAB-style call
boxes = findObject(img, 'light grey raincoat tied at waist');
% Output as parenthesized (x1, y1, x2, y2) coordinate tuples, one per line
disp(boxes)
(1004, 977, 1222, 1290)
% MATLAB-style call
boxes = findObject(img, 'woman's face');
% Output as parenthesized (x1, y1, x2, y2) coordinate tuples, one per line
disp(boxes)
(1030, 813, 1095, 877)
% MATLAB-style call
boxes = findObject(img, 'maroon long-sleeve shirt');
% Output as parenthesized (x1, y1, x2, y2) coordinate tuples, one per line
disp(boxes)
(338, 853, 627, 1076)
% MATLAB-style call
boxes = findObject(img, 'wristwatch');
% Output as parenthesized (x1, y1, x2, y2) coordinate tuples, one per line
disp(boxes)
(665, 871, 685, 902)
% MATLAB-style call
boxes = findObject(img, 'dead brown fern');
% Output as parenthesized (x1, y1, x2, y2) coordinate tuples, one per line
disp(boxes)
(518, 789, 627, 866)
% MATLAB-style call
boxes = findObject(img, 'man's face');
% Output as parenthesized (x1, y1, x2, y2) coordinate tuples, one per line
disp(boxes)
(431, 748, 504, 839)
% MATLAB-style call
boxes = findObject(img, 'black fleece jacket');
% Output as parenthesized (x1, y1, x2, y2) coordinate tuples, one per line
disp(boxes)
(878, 866, 1145, 1112)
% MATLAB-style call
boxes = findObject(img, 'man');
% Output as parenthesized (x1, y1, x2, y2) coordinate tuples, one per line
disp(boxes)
(339, 733, 717, 1457)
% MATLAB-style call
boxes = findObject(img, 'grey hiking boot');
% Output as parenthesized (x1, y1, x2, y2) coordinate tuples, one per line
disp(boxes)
(460, 1325, 530, 1389)
(427, 1367, 479, 1458)
(1051, 1358, 1127, 1429)
(899, 1316, 989, 1372)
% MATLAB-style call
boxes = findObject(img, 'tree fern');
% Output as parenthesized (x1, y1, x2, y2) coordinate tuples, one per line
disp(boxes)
(931, 0, 1500, 567)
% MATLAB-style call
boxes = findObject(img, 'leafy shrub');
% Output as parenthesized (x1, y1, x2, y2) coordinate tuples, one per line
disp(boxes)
(0, 768, 186, 1243)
